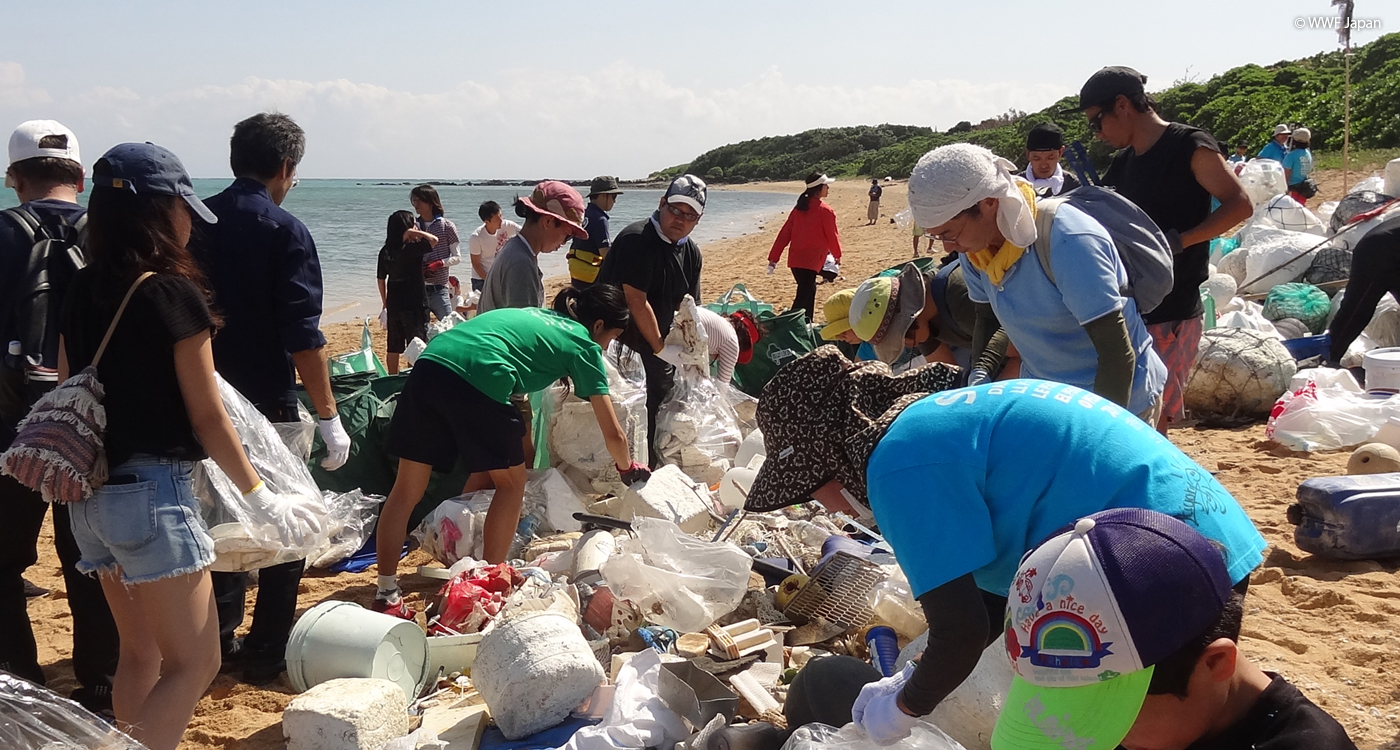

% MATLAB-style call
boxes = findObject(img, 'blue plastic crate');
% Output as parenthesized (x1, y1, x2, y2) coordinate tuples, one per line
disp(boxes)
(1282, 333, 1330, 360)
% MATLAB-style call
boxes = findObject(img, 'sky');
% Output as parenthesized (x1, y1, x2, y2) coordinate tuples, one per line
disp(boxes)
(0, 0, 1386, 179)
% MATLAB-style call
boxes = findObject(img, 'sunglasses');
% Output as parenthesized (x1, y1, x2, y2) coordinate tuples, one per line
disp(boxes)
(664, 204, 701, 223)
(1087, 98, 1119, 133)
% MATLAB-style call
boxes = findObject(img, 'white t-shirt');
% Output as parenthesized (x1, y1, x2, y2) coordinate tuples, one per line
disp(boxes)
(693, 306, 741, 385)
(468, 220, 523, 280)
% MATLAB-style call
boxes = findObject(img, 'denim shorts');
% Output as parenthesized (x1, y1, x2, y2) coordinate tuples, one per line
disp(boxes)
(68, 454, 216, 585)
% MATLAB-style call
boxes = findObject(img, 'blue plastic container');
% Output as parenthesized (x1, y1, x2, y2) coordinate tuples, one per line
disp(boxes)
(1281, 334, 1331, 361)
(1290, 472, 1400, 560)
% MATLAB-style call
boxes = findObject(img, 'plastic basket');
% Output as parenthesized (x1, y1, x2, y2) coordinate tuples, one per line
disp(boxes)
(781, 551, 887, 630)
(1281, 334, 1330, 361)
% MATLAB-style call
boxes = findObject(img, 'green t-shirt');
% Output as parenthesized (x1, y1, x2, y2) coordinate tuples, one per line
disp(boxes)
(419, 307, 610, 404)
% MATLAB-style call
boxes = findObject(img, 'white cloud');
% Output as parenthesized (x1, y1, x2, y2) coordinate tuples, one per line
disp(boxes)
(0, 61, 1062, 178)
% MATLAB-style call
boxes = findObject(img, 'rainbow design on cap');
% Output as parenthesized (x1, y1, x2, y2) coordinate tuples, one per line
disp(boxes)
(1020, 612, 1113, 669)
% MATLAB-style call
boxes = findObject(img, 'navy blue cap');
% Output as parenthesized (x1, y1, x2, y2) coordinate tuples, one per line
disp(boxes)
(91, 142, 217, 224)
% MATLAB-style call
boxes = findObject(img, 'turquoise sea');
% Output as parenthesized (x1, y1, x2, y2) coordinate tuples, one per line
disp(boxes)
(135, 179, 795, 323)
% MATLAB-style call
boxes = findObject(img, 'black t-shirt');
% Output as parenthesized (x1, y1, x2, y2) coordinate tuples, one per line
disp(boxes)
(61, 270, 216, 466)
(376, 239, 431, 313)
(1103, 122, 1219, 324)
(1186, 674, 1357, 750)
(869, 184, 883, 200)
(595, 217, 702, 338)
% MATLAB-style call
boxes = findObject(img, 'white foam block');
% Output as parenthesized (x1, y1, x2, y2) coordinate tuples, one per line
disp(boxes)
(283, 678, 409, 750)
(619, 464, 711, 534)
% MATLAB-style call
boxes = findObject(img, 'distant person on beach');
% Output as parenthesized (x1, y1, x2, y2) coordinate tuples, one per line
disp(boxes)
(410, 185, 461, 320)
(909, 143, 1164, 417)
(467, 200, 520, 293)
(478, 181, 590, 315)
(911, 222, 933, 257)
(1229, 141, 1250, 165)
(1258, 124, 1291, 163)
(1075, 66, 1252, 432)
(370, 287, 649, 618)
(568, 176, 623, 290)
(597, 174, 706, 467)
(744, 359, 1264, 743)
(1283, 127, 1315, 205)
(866, 178, 882, 225)
(1328, 215, 1400, 365)
(193, 112, 349, 686)
(61, 142, 318, 750)
(376, 210, 434, 374)
(0, 119, 119, 718)
(1023, 122, 1080, 197)
(768, 173, 842, 323)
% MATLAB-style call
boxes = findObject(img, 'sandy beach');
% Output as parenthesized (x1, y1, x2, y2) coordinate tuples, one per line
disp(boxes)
(18, 174, 1400, 749)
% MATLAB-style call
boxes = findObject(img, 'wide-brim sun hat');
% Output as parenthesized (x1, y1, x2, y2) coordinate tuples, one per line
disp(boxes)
(588, 175, 623, 197)
(92, 142, 217, 224)
(1292, 127, 1312, 144)
(1273, 124, 1292, 136)
(848, 263, 925, 364)
(520, 180, 589, 239)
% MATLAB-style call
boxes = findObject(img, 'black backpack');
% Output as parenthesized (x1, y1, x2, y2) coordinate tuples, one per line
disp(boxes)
(0, 207, 87, 419)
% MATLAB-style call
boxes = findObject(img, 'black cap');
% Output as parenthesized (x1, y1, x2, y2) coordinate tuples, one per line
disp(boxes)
(1026, 122, 1065, 151)
(1073, 66, 1148, 111)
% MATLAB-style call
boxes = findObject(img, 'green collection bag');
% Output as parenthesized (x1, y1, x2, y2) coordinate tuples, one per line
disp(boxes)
(730, 308, 823, 397)
(329, 318, 388, 377)
(873, 256, 936, 279)
(706, 284, 775, 317)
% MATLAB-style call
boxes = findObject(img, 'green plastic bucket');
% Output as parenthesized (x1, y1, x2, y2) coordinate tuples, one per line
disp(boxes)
(285, 600, 430, 701)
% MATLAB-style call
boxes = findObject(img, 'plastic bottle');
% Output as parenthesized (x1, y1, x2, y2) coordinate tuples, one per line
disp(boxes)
(787, 519, 834, 547)
(865, 625, 899, 677)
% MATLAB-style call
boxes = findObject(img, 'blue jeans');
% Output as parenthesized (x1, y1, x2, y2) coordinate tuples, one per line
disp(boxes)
(426, 284, 453, 319)
(68, 455, 214, 585)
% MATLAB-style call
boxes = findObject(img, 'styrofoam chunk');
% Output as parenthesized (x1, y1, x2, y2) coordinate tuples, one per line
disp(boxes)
(619, 465, 712, 534)
(283, 678, 409, 750)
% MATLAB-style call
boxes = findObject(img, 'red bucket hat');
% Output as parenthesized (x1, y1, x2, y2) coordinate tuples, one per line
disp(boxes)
(520, 180, 589, 239)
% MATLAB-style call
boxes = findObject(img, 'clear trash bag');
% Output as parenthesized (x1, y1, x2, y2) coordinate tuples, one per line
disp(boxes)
(0, 672, 145, 749)
(598, 518, 751, 632)
(412, 470, 587, 565)
(1238, 159, 1286, 207)
(1267, 377, 1400, 452)
(780, 722, 966, 750)
(548, 347, 649, 492)
(272, 401, 316, 463)
(655, 372, 742, 485)
(427, 312, 468, 340)
(192, 374, 333, 570)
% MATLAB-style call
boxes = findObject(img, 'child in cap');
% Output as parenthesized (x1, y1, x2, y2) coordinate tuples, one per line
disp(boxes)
(992, 508, 1356, 750)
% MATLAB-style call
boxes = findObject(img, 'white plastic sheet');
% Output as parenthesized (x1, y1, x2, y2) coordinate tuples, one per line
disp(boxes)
(780, 721, 966, 750)
(599, 518, 751, 633)
(1267, 376, 1400, 451)
(412, 469, 587, 565)
(0, 673, 145, 750)
(560, 650, 689, 750)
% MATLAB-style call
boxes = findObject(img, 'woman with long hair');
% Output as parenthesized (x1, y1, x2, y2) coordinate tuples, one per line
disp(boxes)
(410, 184, 462, 320)
(372, 284, 650, 618)
(376, 209, 436, 373)
(767, 173, 842, 322)
(59, 143, 316, 750)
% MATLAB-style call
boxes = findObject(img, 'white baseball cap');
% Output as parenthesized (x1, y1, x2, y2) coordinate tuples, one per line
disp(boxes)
(8, 120, 81, 166)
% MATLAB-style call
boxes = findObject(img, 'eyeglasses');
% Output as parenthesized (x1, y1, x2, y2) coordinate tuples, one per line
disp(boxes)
(664, 204, 701, 223)
(290, 178, 300, 190)
(1087, 98, 1118, 133)
(929, 205, 979, 242)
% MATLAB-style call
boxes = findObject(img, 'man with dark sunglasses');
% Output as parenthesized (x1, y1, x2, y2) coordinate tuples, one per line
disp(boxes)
(596, 174, 707, 465)
(1070, 66, 1250, 434)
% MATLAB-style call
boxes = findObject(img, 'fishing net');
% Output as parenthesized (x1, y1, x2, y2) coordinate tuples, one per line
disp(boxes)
(1330, 190, 1395, 233)
(1262, 283, 1331, 334)
(1303, 243, 1352, 285)
(1185, 328, 1297, 425)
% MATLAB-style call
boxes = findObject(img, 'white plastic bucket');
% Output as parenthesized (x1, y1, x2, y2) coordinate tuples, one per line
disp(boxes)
(1363, 347, 1400, 393)
(285, 601, 430, 701)
(1384, 158, 1400, 198)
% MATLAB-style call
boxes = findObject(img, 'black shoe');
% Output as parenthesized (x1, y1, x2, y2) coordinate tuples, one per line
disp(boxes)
(22, 577, 49, 598)
(239, 643, 287, 686)
(220, 637, 246, 674)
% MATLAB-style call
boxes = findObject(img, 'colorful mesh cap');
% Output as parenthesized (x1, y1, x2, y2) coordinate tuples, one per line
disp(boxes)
(992, 508, 1233, 750)
(820, 288, 857, 340)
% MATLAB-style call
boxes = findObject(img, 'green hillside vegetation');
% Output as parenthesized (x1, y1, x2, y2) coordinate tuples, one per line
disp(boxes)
(653, 32, 1400, 182)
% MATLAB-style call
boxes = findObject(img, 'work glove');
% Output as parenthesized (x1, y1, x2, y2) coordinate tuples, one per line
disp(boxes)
(1164, 228, 1184, 256)
(767, 262, 777, 275)
(243, 482, 323, 548)
(618, 461, 652, 487)
(427, 259, 447, 273)
(319, 415, 352, 471)
(851, 663, 920, 746)
(378, 308, 388, 330)
(966, 367, 991, 387)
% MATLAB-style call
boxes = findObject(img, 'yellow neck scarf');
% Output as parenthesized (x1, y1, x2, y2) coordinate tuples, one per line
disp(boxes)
(965, 181, 1039, 286)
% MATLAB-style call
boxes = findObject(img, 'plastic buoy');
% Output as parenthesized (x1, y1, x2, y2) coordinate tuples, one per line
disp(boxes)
(1347, 443, 1400, 475)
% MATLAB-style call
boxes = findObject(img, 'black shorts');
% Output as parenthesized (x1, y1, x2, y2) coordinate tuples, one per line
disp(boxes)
(384, 359, 526, 473)
(386, 308, 428, 354)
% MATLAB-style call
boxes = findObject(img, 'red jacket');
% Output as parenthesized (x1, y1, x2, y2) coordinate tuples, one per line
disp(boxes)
(768, 200, 842, 271)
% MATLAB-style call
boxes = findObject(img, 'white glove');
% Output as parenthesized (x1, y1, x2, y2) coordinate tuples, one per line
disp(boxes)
(243, 482, 323, 548)
(319, 415, 351, 471)
(377, 308, 388, 330)
(851, 663, 920, 746)
(767, 262, 777, 275)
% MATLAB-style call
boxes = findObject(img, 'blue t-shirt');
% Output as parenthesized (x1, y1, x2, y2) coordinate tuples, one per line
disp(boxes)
(572, 202, 612, 255)
(1281, 148, 1313, 186)
(1258, 140, 1288, 163)
(961, 204, 1164, 414)
(865, 380, 1267, 598)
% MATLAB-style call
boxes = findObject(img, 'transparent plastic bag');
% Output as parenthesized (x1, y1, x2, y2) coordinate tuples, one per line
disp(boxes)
(272, 401, 316, 462)
(549, 348, 648, 491)
(193, 374, 331, 570)
(780, 721, 966, 750)
(868, 566, 927, 641)
(599, 518, 752, 632)
(307, 489, 384, 569)
(1267, 379, 1400, 451)
(1238, 159, 1286, 207)
(725, 383, 760, 438)
(0, 673, 146, 749)
(411, 470, 586, 565)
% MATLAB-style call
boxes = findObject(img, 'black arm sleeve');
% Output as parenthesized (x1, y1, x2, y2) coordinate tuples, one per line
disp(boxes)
(1083, 311, 1136, 409)
(896, 574, 989, 716)
(970, 303, 999, 369)
(1328, 222, 1400, 362)
(971, 302, 1009, 375)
